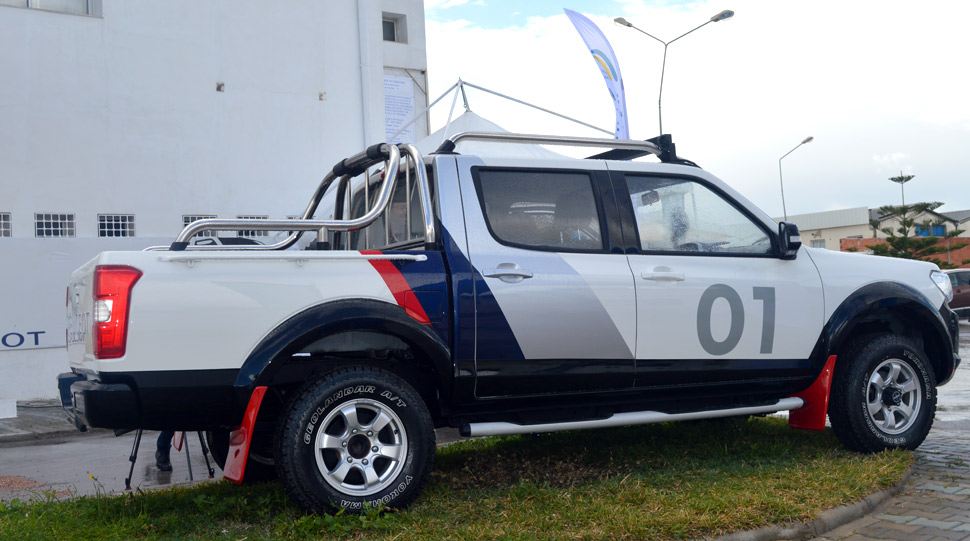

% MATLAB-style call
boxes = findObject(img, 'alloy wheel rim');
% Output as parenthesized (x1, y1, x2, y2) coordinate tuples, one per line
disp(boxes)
(866, 358, 921, 435)
(314, 398, 408, 497)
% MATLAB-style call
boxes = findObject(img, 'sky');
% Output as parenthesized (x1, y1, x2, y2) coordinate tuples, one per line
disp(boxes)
(422, 0, 970, 219)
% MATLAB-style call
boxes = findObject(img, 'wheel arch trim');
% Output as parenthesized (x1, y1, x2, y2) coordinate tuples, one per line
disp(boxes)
(234, 298, 453, 406)
(821, 281, 956, 384)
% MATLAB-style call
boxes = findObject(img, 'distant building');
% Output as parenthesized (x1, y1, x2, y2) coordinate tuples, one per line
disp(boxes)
(778, 206, 969, 252)
(0, 0, 429, 401)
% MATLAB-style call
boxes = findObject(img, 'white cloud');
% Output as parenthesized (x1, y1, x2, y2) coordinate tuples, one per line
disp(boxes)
(872, 153, 910, 166)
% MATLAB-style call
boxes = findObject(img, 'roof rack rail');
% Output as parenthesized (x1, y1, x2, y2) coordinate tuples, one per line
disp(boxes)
(433, 132, 697, 166)
(586, 134, 698, 167)
(435, 132, 660, 156)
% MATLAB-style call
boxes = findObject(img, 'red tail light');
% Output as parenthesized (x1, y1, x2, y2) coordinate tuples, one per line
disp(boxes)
(93, 265, 142, 359)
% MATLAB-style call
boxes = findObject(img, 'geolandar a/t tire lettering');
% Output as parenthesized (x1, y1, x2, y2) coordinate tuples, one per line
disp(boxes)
(828, 334, 936, 453)
(275, 366, 435, 514)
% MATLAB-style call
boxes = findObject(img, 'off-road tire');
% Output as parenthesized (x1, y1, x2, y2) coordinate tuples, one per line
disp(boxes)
(829, 334, 936, 453)
(275, 366, 435, 514)
(205, 429, 278, 482)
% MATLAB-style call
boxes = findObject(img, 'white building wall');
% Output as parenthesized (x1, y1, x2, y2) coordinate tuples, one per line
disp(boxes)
(0, 0, 427, 401)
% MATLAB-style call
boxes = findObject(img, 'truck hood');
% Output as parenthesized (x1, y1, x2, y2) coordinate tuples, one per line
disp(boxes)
(802, 246, 947, 314)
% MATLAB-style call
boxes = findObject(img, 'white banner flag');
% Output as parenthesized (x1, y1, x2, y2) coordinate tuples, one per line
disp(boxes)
(564, 8, 630, 139)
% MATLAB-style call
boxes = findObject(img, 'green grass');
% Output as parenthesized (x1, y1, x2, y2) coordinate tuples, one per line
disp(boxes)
(0, 417, 912, 540)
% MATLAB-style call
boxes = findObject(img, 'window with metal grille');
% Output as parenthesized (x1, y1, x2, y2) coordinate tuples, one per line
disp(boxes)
(98, 214, 135, 237)
(35, 213, 75, 238)
(237, 215, 269, 237)
(0, 213, 10, 237)
(811, 239, 826, 249)
(183, 215, 217, 237)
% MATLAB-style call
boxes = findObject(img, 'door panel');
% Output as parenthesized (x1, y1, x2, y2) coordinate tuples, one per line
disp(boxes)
(457, 162, 637, 397)
(616, 172, 825, 388)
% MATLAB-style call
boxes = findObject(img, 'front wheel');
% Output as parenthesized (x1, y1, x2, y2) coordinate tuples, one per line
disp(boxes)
(275, 367, 435, 514)
(829, 334, 936, 453)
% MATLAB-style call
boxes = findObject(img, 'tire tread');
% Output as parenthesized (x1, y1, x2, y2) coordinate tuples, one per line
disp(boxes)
(275, 366, 435, 514)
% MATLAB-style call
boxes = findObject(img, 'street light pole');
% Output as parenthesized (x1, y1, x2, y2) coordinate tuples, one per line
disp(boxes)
(778, 136, 814, 221)
(615, 10, 734, 135)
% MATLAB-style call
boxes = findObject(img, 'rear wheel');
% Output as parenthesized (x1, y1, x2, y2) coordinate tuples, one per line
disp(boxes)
(829, 334, 936, 452)
(275, 366, 435, 514)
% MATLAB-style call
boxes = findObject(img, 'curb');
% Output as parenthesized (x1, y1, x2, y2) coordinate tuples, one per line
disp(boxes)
(713, 469, 914, 541)
(0, 427, 110, 446)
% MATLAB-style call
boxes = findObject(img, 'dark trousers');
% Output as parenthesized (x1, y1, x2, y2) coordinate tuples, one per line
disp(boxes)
(157, 431, 174, 454)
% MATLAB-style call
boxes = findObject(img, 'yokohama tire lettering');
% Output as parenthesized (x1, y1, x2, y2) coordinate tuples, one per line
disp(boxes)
(340, 475, 414, 510)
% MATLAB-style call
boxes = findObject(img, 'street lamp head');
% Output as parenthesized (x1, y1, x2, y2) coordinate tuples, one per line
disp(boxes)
(801, 136, 814, 145)
(614, 17, 633, 27)
(711, 10, 734, 22)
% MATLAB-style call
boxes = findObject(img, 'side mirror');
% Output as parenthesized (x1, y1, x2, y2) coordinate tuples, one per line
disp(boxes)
(778, 221, 801, 260)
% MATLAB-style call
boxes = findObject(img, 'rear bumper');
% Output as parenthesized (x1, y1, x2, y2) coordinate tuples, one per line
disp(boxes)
(56, 369, 243, 431)
(58, 372, 140, 430)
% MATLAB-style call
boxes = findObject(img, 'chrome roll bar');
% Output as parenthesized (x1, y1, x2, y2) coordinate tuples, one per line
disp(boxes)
(399, 144, 436, 248)
(151, 143, 435, 251)
(149, 131, 662, 252)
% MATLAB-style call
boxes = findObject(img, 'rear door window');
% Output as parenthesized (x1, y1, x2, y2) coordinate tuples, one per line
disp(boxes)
(474, 168, 604, 252)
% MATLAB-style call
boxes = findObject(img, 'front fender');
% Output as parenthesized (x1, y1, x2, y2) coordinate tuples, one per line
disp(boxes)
(819, 281, 958, 385)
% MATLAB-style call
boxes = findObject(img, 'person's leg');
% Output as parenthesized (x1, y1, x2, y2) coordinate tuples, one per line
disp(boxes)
(156, 431, 174, 471)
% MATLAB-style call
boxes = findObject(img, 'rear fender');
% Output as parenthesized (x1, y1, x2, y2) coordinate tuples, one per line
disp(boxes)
(233, 299, 453, 412)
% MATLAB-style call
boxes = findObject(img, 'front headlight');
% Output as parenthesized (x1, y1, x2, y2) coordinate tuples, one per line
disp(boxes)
(931, 270, 954, 303)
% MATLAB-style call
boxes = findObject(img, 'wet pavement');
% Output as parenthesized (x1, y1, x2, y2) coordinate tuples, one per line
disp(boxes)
(0, 406, 462, 503)
(1, 321, 968, 540)
(0, 426, 223, 502)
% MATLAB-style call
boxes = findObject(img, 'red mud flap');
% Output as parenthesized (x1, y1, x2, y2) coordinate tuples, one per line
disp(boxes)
(223, 386, 268, 483)
(789, 355, 837, 431)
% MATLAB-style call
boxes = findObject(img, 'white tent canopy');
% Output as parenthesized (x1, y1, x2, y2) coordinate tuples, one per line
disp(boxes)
(415, 110, 570, 160)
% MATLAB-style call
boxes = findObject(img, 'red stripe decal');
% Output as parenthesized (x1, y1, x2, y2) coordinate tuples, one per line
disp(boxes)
(362, 251, 431, 325)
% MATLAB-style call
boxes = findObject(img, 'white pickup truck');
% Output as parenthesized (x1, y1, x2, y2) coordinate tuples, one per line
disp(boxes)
(59, 133, 961, 514)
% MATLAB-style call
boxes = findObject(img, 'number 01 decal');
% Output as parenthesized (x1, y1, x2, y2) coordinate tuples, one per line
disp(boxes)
(696, 284, 775, 356)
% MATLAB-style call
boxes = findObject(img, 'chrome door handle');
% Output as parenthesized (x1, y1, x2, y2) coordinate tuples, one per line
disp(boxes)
(482, 264, 534, 284)
(641, 270, 685, 282)
(483, 269, 534, 279)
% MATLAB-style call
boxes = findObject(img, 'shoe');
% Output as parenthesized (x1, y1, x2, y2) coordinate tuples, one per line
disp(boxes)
(156, 450, 172, 471)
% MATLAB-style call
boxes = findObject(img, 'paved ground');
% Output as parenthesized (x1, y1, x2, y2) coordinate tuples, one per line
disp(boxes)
(818, 427, 970, 540)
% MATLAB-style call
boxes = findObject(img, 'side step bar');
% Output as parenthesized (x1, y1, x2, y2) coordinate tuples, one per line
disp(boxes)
(460, 397, 805, 437)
